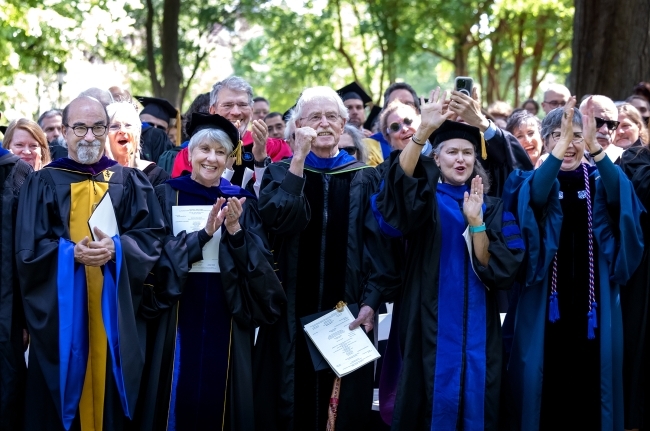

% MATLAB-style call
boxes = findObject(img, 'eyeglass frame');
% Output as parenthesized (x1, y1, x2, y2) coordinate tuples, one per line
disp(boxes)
(299, 112, 342, 125)
(387, 118, 414, 134)
(64, 124, 108, 138)
(594, 116, 620, 131)
(542, 100, 567, 108)
(550, 131, 584, 143)
(108, 122, 136, 132)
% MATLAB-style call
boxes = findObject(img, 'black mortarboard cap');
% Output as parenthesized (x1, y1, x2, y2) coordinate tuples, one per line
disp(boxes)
(186, 113, 243, 165)
(283, 104, 296, 122)
(429, 120, 487, 160)
(135, 96, 178, 124)
(338, 82, 372, 105)
(363, 106, 382, 131)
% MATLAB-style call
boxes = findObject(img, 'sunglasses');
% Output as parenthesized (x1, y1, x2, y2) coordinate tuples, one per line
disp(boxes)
(340, 147, 357, 155)
(387, 118, 414, 133)
(594, 117, 619, 131)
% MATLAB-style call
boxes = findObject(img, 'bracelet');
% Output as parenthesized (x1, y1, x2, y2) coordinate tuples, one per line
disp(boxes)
(411, 135, 425, 146)
(229, 227, 243, 236)
(469, 223, 486, 234)
(589, 147, 604, 157)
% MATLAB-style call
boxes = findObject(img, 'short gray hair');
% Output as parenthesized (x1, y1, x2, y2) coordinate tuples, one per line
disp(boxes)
(540, 107, 583, 143)
(187, 128, 234, 155)
(284, 110, 296, 142)
(78, 87, 114, 107)
(294, 86, 349, 123)
(210, 76, 253, 109)
(342, 124, 367, 163)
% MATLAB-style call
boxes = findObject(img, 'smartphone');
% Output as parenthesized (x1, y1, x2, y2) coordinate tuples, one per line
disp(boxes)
(454, 76, 474, 97)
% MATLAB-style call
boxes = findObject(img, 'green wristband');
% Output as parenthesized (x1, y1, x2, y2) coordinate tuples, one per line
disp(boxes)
(469, 223, 486, 234)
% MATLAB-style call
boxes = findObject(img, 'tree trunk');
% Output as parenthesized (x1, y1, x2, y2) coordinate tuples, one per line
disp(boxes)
(570, 0, 650, 101)
(160, 0, 182, 106)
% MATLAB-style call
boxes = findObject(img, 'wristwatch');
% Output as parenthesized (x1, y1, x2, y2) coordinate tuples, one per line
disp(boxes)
(254, 156, 272, 168)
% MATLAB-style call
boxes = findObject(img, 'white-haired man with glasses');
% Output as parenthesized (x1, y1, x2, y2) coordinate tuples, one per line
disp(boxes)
(15, 95, 166, 430)
(254, 86, 398, 431)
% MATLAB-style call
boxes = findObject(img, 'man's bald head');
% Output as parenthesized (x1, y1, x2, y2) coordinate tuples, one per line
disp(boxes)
(580, 95, 618, 149)
(542, 84, 571, 115)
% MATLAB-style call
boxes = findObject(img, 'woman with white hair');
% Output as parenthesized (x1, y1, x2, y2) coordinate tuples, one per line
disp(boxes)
(144, 113, 285, 430)
(106, 101, 170, 186)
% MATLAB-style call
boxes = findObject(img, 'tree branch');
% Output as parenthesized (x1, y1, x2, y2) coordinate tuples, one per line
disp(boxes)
(333, 0, 360, 84)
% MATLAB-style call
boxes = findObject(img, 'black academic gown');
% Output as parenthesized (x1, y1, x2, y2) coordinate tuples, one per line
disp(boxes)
(0, 153, 31, 429)
(140, 126, 173, 164)
(481, 128, 533, 198)
(253, 155, 398, 431)
(15, 157, 166, 430)
(142, 163, 170, 188)
(373, 152, 524, 431)
(619, 145, 650, 430)
(137, 176, 285, 431)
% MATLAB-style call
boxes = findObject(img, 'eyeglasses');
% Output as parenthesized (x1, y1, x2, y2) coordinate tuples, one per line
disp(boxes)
(387, 118, 414, 134)
(550, 131, 584, 143)
(301, 112, 341, 124)
(109, 122, 135, 132)
(594, 116, 620, 131)
(65, 124, 107, 137)
(340, 147, 357, 155)
(543, 100, 566, 108)
(218, 102, 252, 112)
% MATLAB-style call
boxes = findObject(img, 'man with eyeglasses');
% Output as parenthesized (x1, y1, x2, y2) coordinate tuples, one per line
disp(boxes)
(254, 86, 398, 431)
(207, 76, 291, 189)
(15, 95, 166, 430)
(579, 95, 624, 164)
(541, 84, 571, 115)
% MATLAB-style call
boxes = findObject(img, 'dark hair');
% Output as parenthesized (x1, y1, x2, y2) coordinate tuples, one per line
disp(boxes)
(505, 109, 541, 135)
(521, 98, 539, 114)
(264, 111, 283, 122)
(37, 109, 63, 127)
(253, 96, 269, 104)
(383, 82, 420, 113)
(632, 82, 650, 102)
(182, 93, 211, 141)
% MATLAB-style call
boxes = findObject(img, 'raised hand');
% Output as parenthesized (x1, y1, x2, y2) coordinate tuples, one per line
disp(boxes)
(552, 96, 578, 159)
(449, 87, 488, 130)
(204, 197, 227, 236)
(419, 87, 455, 134)
(463, 175, 484, 226)
(581, 97, 600, 154)
(293, 127, 316, 160)
(251, 119, 269, 161)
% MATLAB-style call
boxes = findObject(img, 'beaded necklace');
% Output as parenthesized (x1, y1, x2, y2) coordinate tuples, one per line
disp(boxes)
(548, 163, 598, 339)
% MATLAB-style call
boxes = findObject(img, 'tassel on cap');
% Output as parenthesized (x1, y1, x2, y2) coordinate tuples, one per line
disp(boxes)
(480, 132, 487, 160)
(175, 108, 182, 146)
(587, 302, 598, 339)
(230, 139, 243, 166)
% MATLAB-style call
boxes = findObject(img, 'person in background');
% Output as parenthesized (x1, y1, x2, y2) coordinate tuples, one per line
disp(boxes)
(37, 109, 68, 160)
(252, 96, 270, 121)
(614, 103, 648, 149)
(264, 111, 286, 139)
(0, 143, 31, 429)
(579, 95, 623, 163)
(506, 109, 544, 166)
(136, 96, 176, 163)
(79, 87, 114, 107)
(106, 101, 170, 186)
(541, 84, 571, 115)
(167, 117, 178, 143)
(372, 82, 422, 159)
(108, 86, 132, 103)
(627, 95, 650, 127)
(380, 100, 432, 154)
(522, 98, 540, 116)
(338, 124, 368, 163)
(487, 100, 513, 129)
(339, 82, 384, 166)
(503, 99, 643, 431)
(168, 92, 211, 176)
(2, 118, 51, 170)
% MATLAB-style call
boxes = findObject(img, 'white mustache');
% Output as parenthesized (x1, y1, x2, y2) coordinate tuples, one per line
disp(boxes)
(596, 133, 611, 141)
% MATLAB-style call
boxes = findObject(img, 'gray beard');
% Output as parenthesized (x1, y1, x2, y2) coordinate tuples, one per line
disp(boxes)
(76, 140, 103, 164)
(50, 135, 67, 148)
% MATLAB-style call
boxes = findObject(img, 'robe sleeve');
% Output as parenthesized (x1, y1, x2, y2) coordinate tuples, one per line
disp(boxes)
(371, 151, 439, 237)
(472, 201, 526, 290)
(258, 162, 311, 235)
(219, 199, 286, 328)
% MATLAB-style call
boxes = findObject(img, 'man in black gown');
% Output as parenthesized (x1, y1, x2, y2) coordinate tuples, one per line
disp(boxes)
(0, 147, 31, 429)
(16, 96, 166, 430)
(254, 86, 398, 431)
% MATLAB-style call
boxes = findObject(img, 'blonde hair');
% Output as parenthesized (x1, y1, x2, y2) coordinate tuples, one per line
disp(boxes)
(618, 103, 649, 144)
(3, 118, 51, 167)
